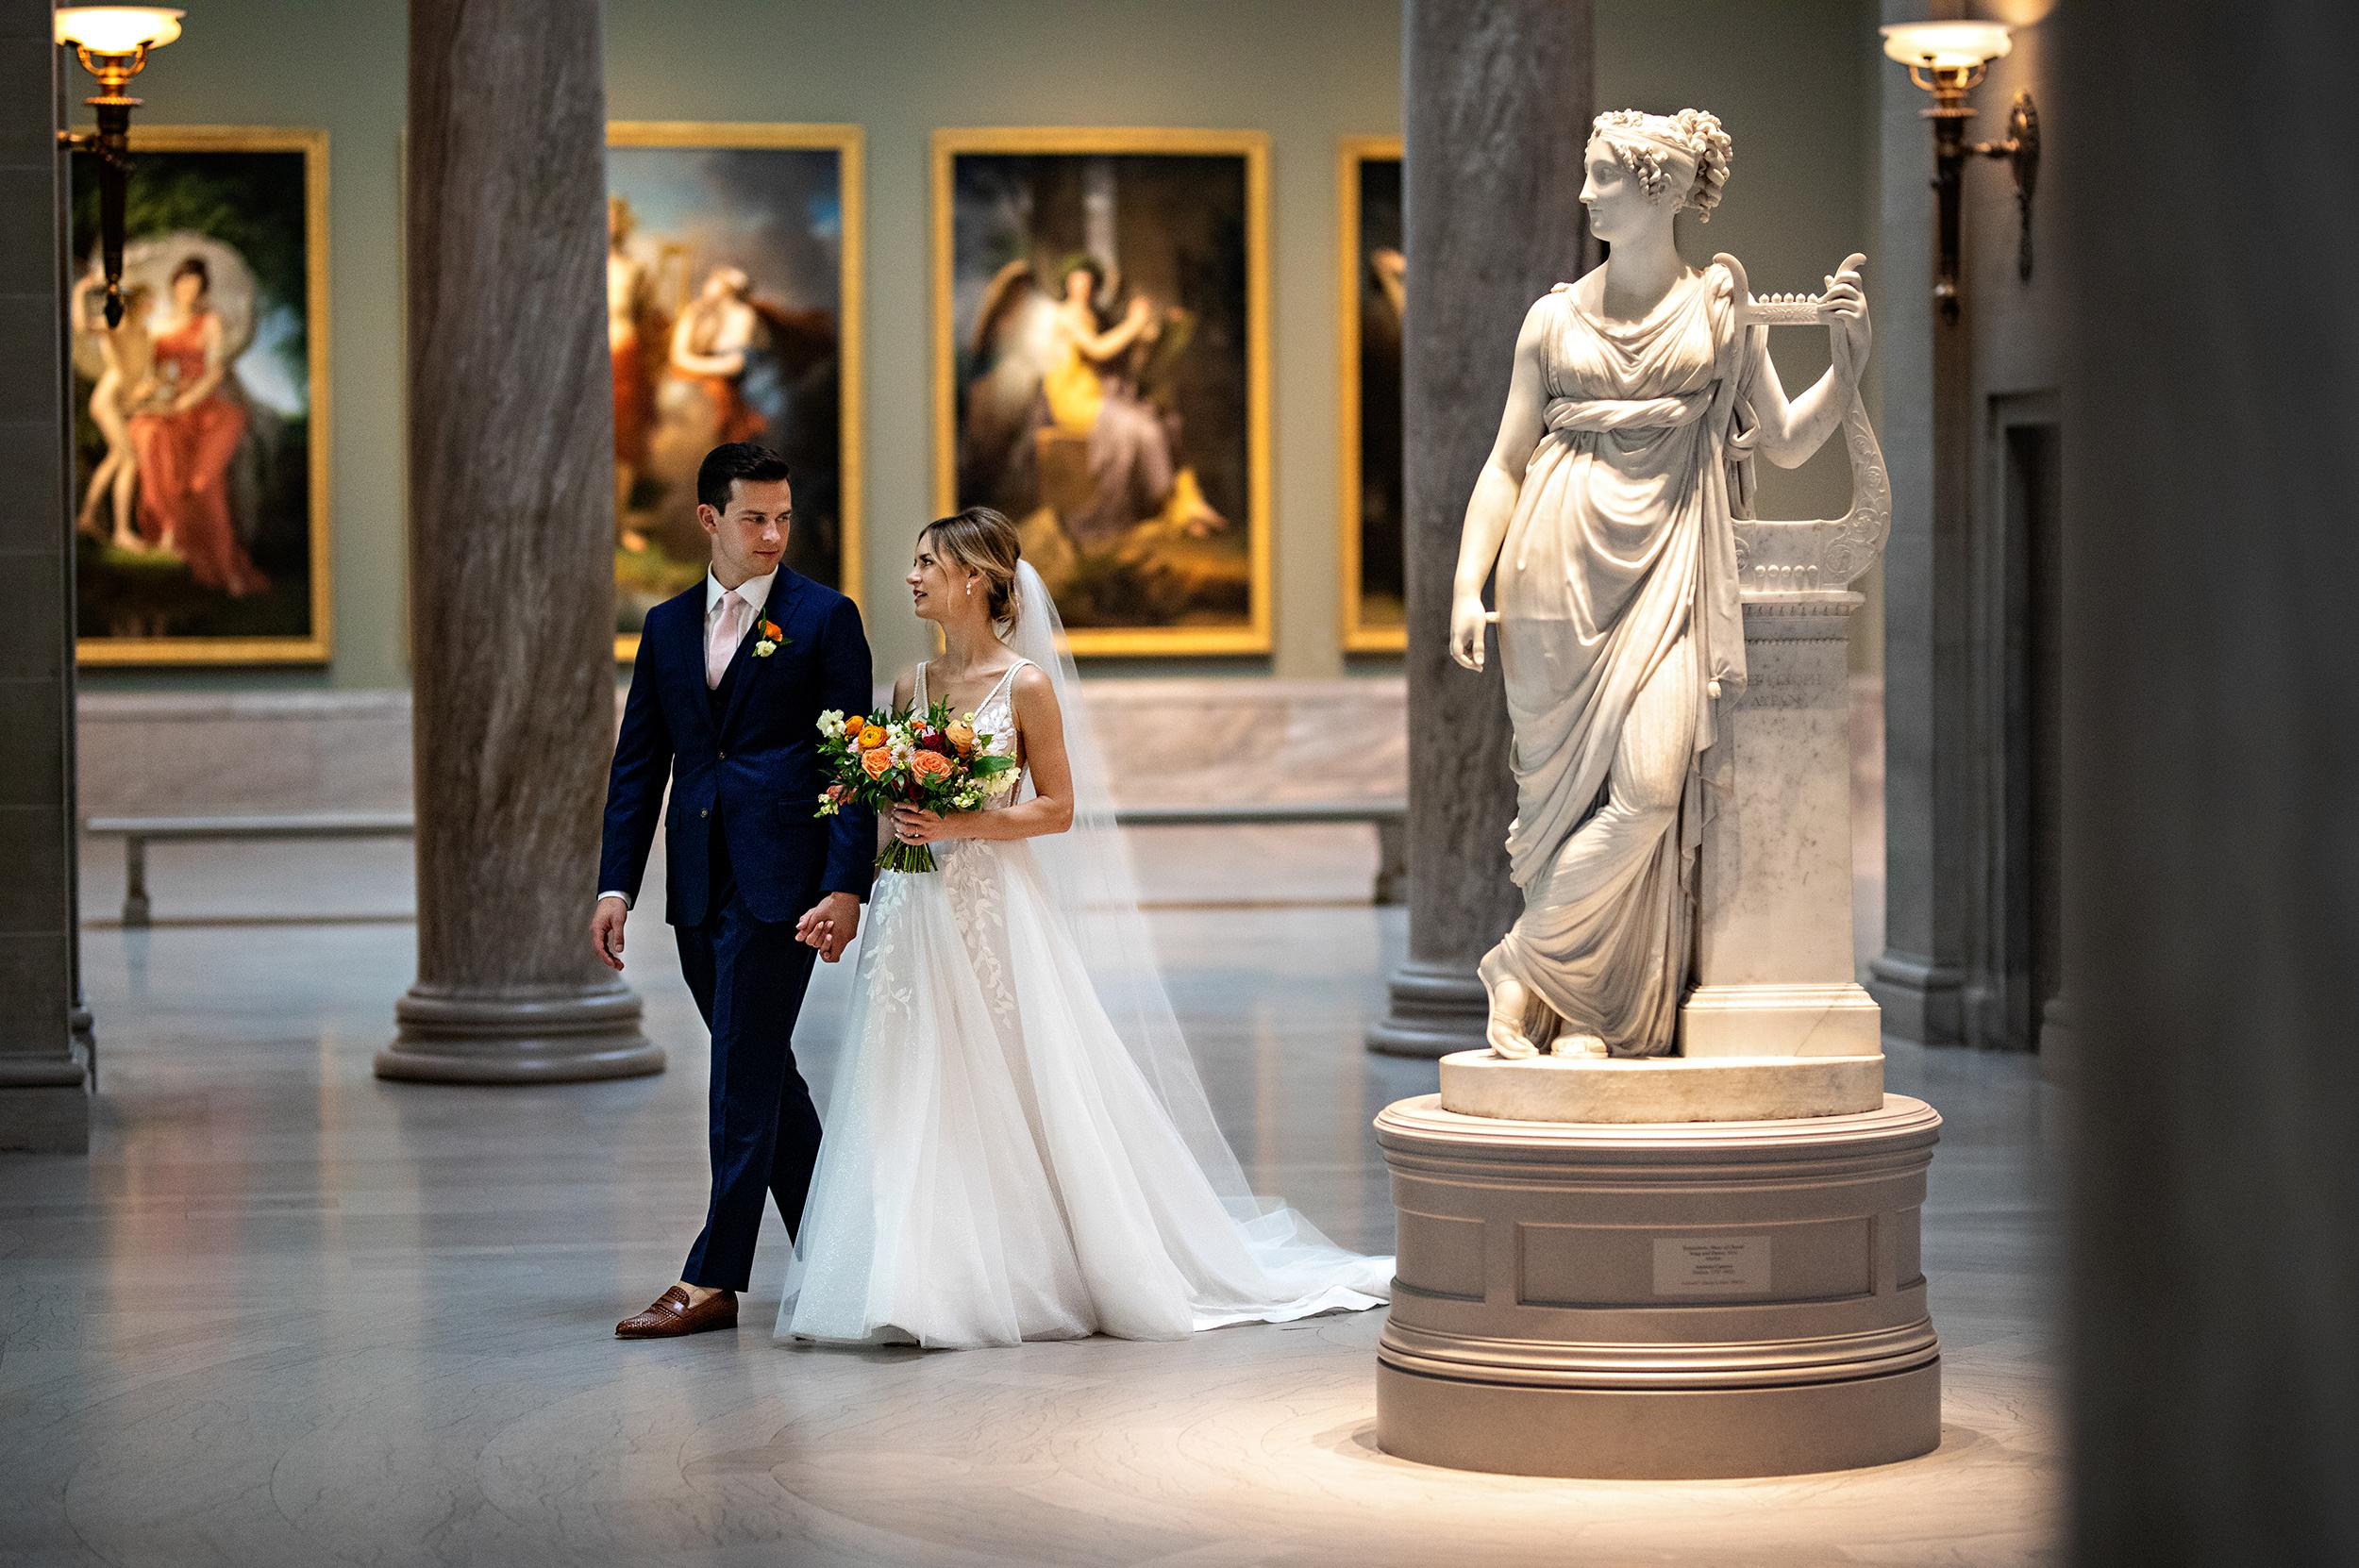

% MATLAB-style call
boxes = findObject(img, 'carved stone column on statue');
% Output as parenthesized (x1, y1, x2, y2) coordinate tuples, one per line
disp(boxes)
(376, 0, 658, 1083)
(1680, 593, 1883, 1058)
(1367, 0, 1596, 1059)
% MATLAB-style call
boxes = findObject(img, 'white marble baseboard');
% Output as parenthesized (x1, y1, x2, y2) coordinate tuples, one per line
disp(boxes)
(75, 677, 1409, 819)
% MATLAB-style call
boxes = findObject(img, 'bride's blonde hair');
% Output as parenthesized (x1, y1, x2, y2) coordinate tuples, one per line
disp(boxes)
(920, 507, 1024, 632)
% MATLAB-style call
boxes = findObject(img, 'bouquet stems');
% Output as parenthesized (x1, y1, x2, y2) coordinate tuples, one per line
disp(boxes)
(878, 839, 938, 875)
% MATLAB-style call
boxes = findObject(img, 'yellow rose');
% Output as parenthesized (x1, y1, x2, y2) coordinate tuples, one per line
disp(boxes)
(857, 723, 888, 750)
(945, 720, 976, 755)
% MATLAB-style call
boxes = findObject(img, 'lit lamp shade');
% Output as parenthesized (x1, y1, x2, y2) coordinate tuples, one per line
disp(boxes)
(53, 6, 185, 55)
(1879, 21, 2012, 70)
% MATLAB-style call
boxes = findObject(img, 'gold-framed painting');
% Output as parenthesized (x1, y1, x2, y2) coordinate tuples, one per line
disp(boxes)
(932, 127, 1271, 656)
(1339, 135, 1404, 653)
(607, 122, 863, 661)
(71, 125, 332, 665)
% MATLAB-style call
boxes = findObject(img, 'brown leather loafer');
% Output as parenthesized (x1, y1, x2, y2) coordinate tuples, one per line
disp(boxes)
(615, 1285, 739, 1339)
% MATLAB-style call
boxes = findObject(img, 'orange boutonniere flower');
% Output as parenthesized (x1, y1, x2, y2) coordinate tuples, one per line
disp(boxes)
(753, 618, 785, 658)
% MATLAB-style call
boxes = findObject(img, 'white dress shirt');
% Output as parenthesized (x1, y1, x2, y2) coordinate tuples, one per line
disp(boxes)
(597, 567, 782, 909)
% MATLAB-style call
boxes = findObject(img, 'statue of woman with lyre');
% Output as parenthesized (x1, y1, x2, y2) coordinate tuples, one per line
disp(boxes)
(1447, 108, 1879, 1059)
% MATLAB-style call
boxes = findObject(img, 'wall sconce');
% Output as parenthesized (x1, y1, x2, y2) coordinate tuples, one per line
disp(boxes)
(53, 8, 186, 327)
(1882, 20, 2039, 322)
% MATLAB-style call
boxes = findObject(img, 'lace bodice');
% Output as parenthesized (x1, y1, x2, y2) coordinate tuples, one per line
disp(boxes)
(915, 659, 1030, 810)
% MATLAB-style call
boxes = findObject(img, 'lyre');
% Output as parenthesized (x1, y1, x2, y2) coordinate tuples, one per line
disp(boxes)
(1715, 251, 1890, 595)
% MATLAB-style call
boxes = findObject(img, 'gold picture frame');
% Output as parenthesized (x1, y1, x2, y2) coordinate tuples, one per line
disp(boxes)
(1338, 135, 1405, 654)
(931, 126, 1272, 657)
(607, 122, 864, 662)
(74, 125, 333, 666)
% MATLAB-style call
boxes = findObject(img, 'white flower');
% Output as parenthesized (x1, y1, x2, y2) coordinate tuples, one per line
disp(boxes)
(984, 769, 1020, 798)
(817, 709, 846, 740)
(953, 791, 979, 810)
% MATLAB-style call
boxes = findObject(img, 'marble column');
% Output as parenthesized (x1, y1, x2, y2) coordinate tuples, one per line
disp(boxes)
(1366, 0, 1593, 1059)
(0, 7, 88, 1152)
(2059, 3, 2359, 1560)
(377, 0, 658, 1083)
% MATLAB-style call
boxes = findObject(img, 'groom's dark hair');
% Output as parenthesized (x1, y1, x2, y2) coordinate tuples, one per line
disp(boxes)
(696, 442, 794, 512)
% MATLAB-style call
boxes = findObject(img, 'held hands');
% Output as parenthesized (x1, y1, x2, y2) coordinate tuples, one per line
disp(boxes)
(1816, 253, 1871, 370)
(1448, 592, 1491, 673)
(795, 891, 862, 963)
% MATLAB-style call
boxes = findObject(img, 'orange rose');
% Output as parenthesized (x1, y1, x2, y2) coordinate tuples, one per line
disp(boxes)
(945, 720, 976, 755)
(857, 723, 887, 749)
(909, 750, 955, 785)
(861, 746, 895, 779)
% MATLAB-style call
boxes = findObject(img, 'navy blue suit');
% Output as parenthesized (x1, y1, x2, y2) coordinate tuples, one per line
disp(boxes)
(598, 569, 875, 1292)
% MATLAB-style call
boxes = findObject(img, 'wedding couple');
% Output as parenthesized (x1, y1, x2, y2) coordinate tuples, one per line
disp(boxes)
(594, 442, 1391, 1348)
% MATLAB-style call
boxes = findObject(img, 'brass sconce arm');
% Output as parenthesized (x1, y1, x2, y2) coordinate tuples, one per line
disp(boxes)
(52, 9, 186, 328)
(1882, 23, 2041, 323)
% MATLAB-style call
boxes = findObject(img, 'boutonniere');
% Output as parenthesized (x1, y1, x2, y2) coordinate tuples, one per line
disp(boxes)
(753, 618, 785, 658)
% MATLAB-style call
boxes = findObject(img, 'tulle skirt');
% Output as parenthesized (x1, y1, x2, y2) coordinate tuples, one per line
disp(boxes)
(777, 837, 1392, 1350)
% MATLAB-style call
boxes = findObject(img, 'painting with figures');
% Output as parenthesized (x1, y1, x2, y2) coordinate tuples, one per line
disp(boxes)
(70, 127, 329, 665)
(935, 129, 1270, 655)
(1340, 139, 1404, 652)
(607, 124, 862, 658)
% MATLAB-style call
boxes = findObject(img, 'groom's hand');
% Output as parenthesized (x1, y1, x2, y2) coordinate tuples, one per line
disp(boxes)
(795, 891, 862, 963)
(592, 895, 628, 971)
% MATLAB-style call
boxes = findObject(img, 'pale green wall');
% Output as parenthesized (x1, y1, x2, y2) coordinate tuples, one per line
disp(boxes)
(84, 0, 1880, 692)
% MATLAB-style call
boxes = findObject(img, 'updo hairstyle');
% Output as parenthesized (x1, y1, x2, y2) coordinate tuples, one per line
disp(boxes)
(1591, 108, 1733, 223)
(921, 507, 1025, 632)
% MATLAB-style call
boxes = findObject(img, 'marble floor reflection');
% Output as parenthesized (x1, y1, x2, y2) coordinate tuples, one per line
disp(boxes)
(3, 829, 2061, 1567)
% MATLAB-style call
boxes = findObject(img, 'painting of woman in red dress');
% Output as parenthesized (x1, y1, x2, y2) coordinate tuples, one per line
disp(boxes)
(127, 256, 269, 598)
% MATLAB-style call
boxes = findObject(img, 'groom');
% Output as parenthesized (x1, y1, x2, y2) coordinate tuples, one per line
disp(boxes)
(593, 442, 876, 1338)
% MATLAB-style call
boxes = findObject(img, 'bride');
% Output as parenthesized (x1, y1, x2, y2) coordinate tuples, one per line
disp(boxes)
(778, 507, 1392, 1348)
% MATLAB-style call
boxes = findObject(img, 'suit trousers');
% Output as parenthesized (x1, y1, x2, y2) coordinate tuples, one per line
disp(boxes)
(677, 814, 825, 1293)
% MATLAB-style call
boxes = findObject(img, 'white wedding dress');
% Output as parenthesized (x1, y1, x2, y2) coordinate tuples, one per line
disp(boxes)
(778, 568, 1392, 1349)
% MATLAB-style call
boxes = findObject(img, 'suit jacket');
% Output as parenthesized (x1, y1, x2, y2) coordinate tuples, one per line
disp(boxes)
(599, 569, 876, 926)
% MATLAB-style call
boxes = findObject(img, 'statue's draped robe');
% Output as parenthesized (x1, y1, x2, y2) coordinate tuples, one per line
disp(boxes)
(1491, 265, 1753, 1057)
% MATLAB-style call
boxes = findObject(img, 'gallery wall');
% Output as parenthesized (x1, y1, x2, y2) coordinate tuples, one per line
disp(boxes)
(78, 0, 1881, 692)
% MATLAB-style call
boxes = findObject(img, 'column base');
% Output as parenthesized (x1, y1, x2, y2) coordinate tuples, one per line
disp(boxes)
(1365, 959, 1491, 1059)
(1375, 1093, 1943, 1478)
(1680, 981, 1883, 1058)
(1865, 949, 1967, 1044)
(0, 1057, 92, 1153)
(377, 981, 662, 1084)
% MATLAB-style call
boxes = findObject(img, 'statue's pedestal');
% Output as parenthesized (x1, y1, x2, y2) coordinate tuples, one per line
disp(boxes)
(1438, 1047, 1882, 1122)
(1374, 1088, 1942, 1478)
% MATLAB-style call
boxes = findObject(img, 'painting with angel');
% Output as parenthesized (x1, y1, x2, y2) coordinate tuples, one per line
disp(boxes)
(935, 130, 1269, 655)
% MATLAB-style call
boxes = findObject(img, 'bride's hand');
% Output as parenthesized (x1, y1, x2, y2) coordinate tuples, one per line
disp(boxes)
(893, 805, 951, 845)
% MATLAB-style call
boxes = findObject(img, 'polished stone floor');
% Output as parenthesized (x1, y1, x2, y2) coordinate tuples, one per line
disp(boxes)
(3, 826, 2061, 1567)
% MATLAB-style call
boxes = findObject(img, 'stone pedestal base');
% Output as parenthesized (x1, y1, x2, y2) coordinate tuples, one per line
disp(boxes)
(1375, 1093, 1942, 1478)
(1438, 1049, 1883, 1123)
(1680, 981, 1883, 1059)
(377, 983, 662, 1084)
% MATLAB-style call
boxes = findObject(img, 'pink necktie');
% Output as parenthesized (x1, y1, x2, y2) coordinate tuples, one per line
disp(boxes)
(707, 590, 749, 690)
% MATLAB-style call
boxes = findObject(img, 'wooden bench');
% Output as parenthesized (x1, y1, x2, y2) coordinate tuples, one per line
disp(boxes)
(85, 812, 418, 926)
(83, 801, 1407, 926)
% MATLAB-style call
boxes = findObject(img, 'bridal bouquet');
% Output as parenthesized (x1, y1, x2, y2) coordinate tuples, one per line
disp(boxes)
(814, 701, 1021, 873)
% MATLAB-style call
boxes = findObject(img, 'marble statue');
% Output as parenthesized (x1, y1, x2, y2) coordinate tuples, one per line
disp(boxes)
(1447, 108, 1875, 1060)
